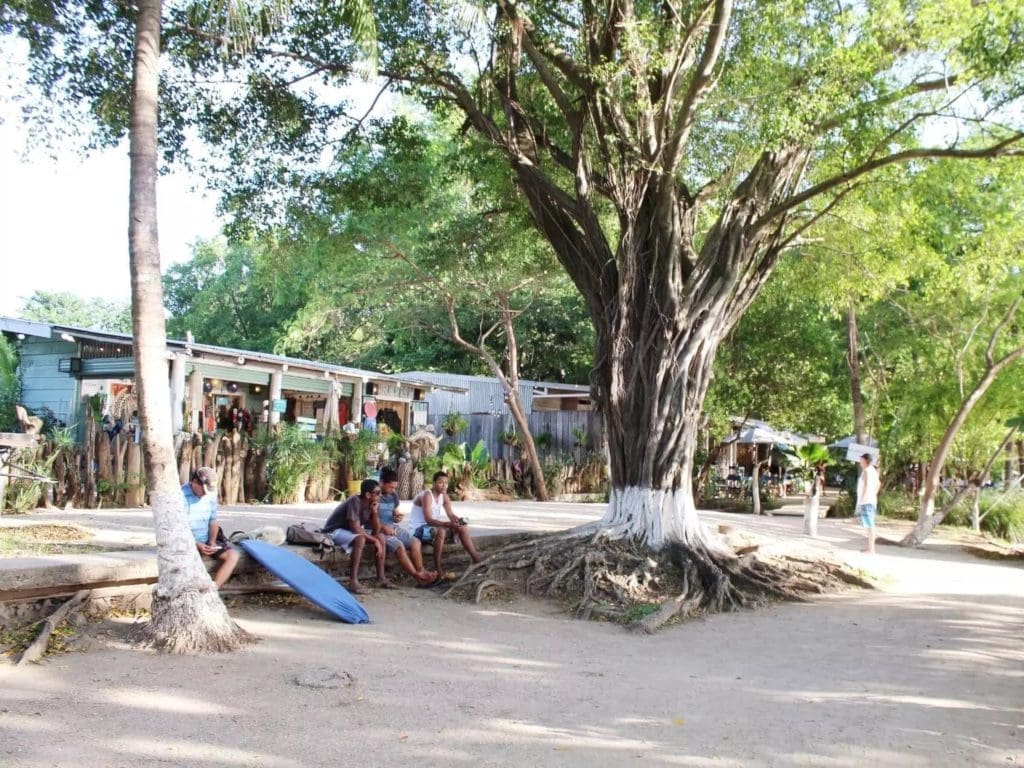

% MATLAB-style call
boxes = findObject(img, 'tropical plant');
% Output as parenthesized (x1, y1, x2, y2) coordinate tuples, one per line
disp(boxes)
(339, 428, 379, 482)
(0, 335, 21, 432)
(265, 424, 322, 502)
(790, 444, 831, 482)
(442, 412, 468, 438)
(417, 454, 443, 482)
(499, 428, 520, 447)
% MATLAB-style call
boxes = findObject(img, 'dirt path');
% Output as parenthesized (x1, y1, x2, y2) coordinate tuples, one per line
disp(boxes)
(2, 512, 1022, 767)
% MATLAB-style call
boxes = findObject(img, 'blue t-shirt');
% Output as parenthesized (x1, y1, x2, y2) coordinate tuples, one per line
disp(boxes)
(182, 483, 218, 544)
(377, 491, 400, 526)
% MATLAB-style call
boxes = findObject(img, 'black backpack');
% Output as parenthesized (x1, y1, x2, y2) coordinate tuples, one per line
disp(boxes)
(285, 522, 336, 556)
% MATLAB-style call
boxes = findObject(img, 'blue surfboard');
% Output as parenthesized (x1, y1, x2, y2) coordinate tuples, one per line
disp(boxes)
(238, 539, 370, 624)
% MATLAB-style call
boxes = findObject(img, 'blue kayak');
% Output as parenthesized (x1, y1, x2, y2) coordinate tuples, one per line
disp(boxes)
(238, 539, 370, 624)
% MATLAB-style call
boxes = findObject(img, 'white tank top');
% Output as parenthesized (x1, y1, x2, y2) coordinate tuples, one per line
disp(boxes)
(407, 489, 446, 529)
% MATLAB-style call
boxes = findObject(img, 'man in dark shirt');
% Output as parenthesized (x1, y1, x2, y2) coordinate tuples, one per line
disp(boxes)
(322, 479, 386, 594)
(323, 479, 437, 591)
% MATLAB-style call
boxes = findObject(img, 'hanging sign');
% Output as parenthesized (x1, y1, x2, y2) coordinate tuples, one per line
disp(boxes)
(271, 399, 287, 414)
(845, 443, 879, 465)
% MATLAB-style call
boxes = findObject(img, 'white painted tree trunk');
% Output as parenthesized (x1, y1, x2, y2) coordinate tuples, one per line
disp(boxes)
(601, 485, 711, 550)
(803, 494, 819, 537)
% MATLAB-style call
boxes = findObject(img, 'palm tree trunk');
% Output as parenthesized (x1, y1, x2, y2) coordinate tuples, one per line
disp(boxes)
(129, 0, 250, 652)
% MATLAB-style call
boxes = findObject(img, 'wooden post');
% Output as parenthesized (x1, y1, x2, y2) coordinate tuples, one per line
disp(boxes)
(96, 432, 113, 504)
(84, 418, 97, 509)
(124, 439, 145, 507)
(269, 371, 283, 429)
(169, 353, 186, 434)
(113, 434, 128, 505)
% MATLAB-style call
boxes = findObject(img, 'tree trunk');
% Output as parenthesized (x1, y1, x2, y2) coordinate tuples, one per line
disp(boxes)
(971, 486, 982, 533)
(846, 303, 866, 444)
(128, 0, 250, 652)
(902, 337, 1024, 546)
(562, 152, 809, 549)
(751, 454, 770, 517)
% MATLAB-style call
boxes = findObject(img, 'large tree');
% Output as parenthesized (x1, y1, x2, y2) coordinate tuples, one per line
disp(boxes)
(127, 0, 251, 652)
(335, 1, 1019, 550)
(170, 1, 1023, 608)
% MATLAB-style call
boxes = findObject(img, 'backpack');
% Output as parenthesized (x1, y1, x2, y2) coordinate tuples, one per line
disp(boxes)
(285, 522, 335, 556)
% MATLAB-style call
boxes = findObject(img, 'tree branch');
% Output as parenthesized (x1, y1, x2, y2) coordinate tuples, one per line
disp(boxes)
(663, 0, 732, 171)
(758, 135, 1024, 225)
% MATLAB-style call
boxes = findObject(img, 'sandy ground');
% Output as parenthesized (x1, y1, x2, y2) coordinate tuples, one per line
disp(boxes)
(1, 505, 1023, 767)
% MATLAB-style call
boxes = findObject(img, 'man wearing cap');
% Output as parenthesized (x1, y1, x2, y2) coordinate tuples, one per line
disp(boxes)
(183, 467, 239, 588)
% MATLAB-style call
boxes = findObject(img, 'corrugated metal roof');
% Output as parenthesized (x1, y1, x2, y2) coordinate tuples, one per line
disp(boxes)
(395, 371, 589, 416)
(0, 316, 466, 393)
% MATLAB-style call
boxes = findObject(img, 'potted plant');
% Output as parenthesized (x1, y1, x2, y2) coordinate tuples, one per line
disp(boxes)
(500, 428, 520, 447)
(442, 411, 468, 438)
(339, 425, 378, 495)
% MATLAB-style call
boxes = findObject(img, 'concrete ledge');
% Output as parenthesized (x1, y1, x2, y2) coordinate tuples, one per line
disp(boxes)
(0, 530, 539, 602)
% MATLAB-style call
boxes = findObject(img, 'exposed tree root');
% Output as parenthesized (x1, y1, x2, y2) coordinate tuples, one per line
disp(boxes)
(16, 590, 92, 666)
(444, 528, 873, 633)
(135, 589, 256, 654)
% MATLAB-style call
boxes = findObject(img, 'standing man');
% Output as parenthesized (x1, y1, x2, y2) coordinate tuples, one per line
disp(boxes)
(856, 453, 881, 554)
(183, 466, 240, 588)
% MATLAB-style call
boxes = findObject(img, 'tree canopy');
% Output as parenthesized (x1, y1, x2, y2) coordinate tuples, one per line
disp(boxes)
(18, 291, 132, 333)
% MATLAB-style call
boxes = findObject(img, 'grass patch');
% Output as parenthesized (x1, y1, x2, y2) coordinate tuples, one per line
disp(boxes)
(621, 603, 662, 623)
(0, 523, 107, 557)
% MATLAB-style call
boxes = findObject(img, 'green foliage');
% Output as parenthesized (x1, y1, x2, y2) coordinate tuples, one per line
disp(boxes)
(19, 291, 131, 333)
(164, 239, 296, 350)
(417, 453, 442, 480)
(265, 424, 327, 502)
(945, 489, 1024, 543)
(339, 429, 379, 480)
(0, 335, 22, 432)
(2, 448, 57, 513)
(442, 412, 468, 437)
(499, 428, 520, 447)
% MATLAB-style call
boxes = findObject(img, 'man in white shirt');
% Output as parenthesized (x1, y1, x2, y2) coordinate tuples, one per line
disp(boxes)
(856, 453, 881, 554)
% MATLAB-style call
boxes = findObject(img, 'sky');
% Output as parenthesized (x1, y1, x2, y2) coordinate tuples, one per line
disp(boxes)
(0, 114, 223, 317)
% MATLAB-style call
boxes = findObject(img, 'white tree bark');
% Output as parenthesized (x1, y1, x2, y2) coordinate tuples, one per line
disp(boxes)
(602, 485, 711, 550)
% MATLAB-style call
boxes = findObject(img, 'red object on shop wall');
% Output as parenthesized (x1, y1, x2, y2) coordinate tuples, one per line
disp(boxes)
(338, 401, 349, 425)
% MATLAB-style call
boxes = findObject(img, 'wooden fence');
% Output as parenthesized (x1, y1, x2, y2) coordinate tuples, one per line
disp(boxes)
(2, 416, 608, 512)
(459, 410, 601, 462)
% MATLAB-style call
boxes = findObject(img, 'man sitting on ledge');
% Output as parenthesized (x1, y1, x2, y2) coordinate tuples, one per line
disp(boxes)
(405, 471, 483, 576)
(323, 479, 437, 593)
(183, 466, 240, 589)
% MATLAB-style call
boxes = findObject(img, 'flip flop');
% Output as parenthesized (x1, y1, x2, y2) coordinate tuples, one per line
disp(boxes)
(376, 580, 399, 590)
(348, 584, 370, 595)
(415, 576, 445, 589)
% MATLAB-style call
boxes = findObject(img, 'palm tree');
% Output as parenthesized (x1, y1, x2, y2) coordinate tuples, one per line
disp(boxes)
(129, 0, 252, 652)
(128, 0, 375, 652)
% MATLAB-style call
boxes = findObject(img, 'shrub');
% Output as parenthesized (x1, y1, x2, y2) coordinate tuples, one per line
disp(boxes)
(945, 488, 1024, 543)
(877, 490, 918, 521)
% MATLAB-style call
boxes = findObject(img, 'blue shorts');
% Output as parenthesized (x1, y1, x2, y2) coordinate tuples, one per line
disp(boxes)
(859, 503, 877, 528)
(413, 524, 437, 543)
(382, 528, 416, 553)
